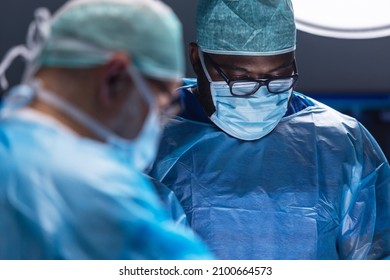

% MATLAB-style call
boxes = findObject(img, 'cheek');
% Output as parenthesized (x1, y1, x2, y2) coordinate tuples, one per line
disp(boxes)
(197, 75, 210, 97)
(130, 94, 149, 137)
(196, 77, 215, 116)
(116, 91, 149, 139)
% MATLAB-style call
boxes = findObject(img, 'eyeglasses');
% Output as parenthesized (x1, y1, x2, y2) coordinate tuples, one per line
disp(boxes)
(204, 53, 299, 96)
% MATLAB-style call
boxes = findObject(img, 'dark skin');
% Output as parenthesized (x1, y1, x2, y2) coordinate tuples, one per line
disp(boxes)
(188, 42, 296, 116)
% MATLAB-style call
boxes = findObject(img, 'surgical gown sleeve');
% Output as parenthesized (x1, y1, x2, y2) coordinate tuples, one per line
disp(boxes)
(147, 175, 190, 227)
(338, 123, 390, 259)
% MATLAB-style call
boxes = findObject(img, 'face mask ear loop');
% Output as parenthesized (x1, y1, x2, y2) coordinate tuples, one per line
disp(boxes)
(127, 65, 157, 111)
(0, 8, 51, 91)
(197, 49, 213, 82)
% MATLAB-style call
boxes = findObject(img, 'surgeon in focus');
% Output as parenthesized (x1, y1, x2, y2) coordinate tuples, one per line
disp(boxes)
(0, 0, 213, 259)
(149, 0, 390, 259)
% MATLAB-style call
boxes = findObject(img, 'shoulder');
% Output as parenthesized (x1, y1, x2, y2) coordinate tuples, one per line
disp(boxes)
(284, 92, 388, 165)
(286, 91, 360, 126)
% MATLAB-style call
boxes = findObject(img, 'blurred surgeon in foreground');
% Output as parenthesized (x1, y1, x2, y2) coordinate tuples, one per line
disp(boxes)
(149, 0, 390, 259)
(0, 0, 212, 259)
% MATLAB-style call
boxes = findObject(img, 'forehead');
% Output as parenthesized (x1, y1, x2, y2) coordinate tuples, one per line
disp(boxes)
(207, 51, 295, 74)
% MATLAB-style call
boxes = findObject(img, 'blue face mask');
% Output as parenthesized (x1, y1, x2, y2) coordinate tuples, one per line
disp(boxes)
(199, 50, 292, 141)
(105, 93, 161, 171)
(209, 81, 291, 141)
(106, 67, 161, 171)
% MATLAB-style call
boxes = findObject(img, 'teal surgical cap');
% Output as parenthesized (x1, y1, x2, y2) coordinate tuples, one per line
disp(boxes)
(39, 0, 184, 80)
(196, 0, 296, 56)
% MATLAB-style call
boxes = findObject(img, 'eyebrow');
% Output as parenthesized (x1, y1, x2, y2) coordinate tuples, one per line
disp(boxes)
(268, 60, 295, 73)
(217, 59, 294, 74)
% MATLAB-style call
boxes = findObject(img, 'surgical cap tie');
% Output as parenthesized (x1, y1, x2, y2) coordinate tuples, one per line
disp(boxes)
(0, 7, 51, 90)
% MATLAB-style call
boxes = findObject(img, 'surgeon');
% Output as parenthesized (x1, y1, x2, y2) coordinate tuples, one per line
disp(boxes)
(149, 0, 390, 259)
(0, 0, 213, 259)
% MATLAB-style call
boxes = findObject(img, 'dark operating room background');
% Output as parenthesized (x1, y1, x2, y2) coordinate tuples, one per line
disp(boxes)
(1, 0, 390, 157)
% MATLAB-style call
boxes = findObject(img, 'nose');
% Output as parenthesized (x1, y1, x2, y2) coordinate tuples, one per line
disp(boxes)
(156, 93, 173, 111)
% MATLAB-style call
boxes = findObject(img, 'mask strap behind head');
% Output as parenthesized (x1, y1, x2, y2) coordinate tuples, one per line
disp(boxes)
(0, 8, 51, 90)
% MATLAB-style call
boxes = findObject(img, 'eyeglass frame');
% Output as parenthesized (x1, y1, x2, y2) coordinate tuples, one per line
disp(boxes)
(203, 52, 299, 96)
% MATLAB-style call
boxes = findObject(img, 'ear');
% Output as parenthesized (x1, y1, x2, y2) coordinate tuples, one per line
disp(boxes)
(189, 42, 202, 75)
(99, 53, 131, 109)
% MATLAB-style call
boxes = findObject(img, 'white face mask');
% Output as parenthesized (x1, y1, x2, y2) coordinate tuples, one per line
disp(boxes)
(29, 65, 161, 171)
(199, 50, 292, 141)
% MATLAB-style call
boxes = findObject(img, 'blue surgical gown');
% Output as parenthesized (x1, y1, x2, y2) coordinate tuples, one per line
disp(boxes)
(150, 84, 390, 260)
(0, 86, 213, 260)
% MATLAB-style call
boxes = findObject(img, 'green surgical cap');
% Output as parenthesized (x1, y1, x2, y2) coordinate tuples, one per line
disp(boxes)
(40, 0, 184, 80)
(197, 0, 296, 56)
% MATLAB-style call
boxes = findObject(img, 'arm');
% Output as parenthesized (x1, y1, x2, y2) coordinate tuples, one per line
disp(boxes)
(56, 169, 212, 260)
(338, 123, 390, 259)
